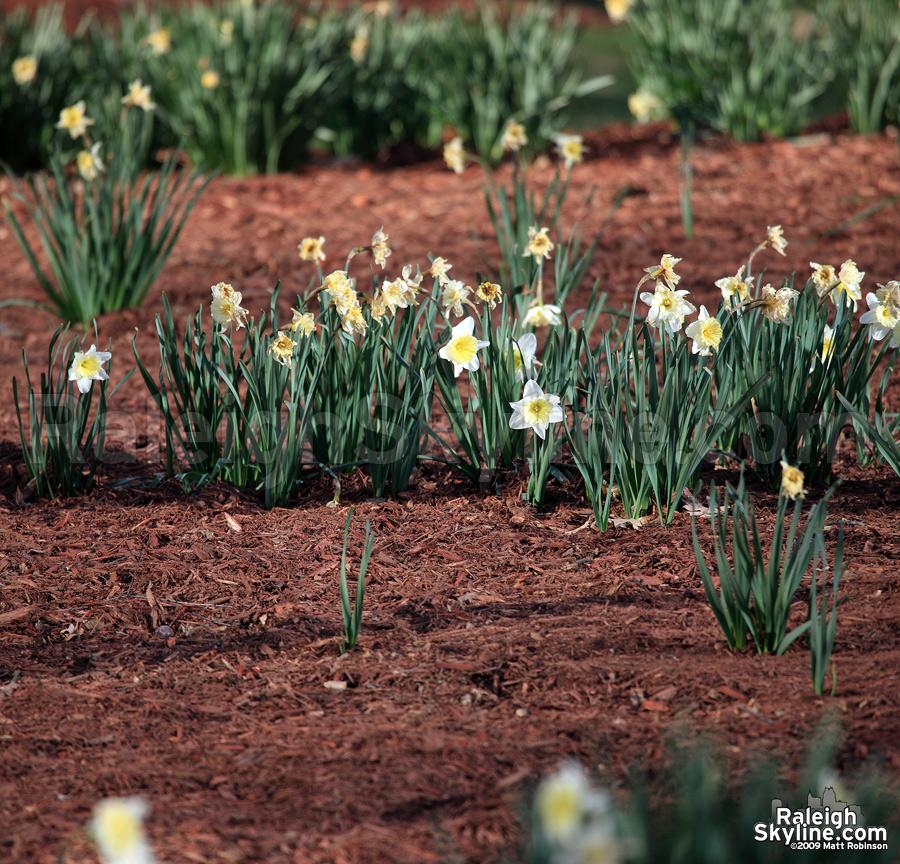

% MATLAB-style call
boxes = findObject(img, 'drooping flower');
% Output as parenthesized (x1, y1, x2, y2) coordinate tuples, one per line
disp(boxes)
(859, 292, 898, 341)
(644, 254, 681, 289)
(268, 332, 296, 366)
(400, 264, 423, 305)
(810, 262, 839, 298)
(298, 236, 326, 263)
(522, 304, 562, 328)
(501, 120, 528, 153)
(341, 305, 368, 336)
(639, 282, 695, 333)
(441, 280, 471, 318)
(141, 27, 171, 55)
(509, 379, 564, 440)
(121, 79, 155, 112)
(524, 226, 554, 260)
(68, 345, 111, 395)
(759, 284, 798, 325)
(76, 142, 104, 181)
(90, 797, 157, 864)
(56, 101, 94, 139)
(443, 136, 466, 174)
(439, 316, 489, 377)
(12, 55, 37, 86)
(605, 0, 633, 23)
(685, 306, 723, 356)
(290, 309, 316, 336)
(476, 281, 502, 310)
(831, 259, 864, 310)
(210, 282, 249, 331)
(505, 332, 537, 383)
(765, 224, 788, 256)
(201, 70, 220, 89)
(534, 762, 592, 843)
(628, 88, 664, 123)
(371, 227, 391, 269)
(716, 265, 752, 307)
(429, 256, 452, 286)
(780, 460, 805, 500)
(554, 133, 585, 168)
(322, 270, 357, 315)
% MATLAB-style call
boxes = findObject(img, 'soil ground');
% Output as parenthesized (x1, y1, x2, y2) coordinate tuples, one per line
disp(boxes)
(3, 4, 900, 863)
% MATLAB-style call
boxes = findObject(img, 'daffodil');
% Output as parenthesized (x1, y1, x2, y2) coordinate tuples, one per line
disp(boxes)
(509, 379, 563, 440)
(322, 270, 357, 315)
(443, 136, 466, 174)
(628, 88, 664, 123)
(639, 282, 695, 333)
(876, 280, 900, 318)
(349, 28, 370, 64)
(12, 55, 37, 86)
(210, 282, 249, 331)
(68, 345, 111, 394)
(644, 253, 681, 289)
(121, 79, 155, 112)
(811, 324, 835, 371)
(522, 304, 562, 328)
(780, 460, 805, 500)
(341, 304, 368, 336)
(759, 284, 798, 325)
(91, 797, 157, 864)
(76, 142, 104, 181)
(371, 227, 391, 268)
(441, 280, 471, 318)
(890, 320, 900, 350)
(439, 317, 489, 377)
(765, 224, 788, 256)
(554, 133, 585, 168)
(290, 310, 316, 336)
(810, 262, 838, 298)
(201, 70, 220, 89)
(298, 236, 325, 263)
(141, 27, 171, 55)
(831, 259, 864, 310)
(605, 0, 633, 23)
(523, 226, 554, 260)
(268, 332, 296, 366)
(716, 266, 752, 307)
(476, 281, 502, 310)
(502, 120, 527, 152)
(56, 101, 94, 140)
(535, 762, 591, 843)
(382, 276, 411, 312)
(859, 292, 898, 341)
(429, 256, 452, 286)
(685, 306, 722, 356)
(400, 264, 422, 304)
(505, 332, 537, 383)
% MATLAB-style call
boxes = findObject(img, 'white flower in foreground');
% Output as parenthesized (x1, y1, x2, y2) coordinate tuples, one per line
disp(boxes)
(91, 797, 157, 864)
(685, 305, 722, 356)
(639, 282, 695, 333)
(68, 345, 111, 394)
(509, 379, 563, 440)
(439, 316, 489, 377)
(210, 282, 249, 331)
(56, 100, 94, 139)
(535, 762, 592, 843)
(502, 119, 528, 153)
(554, 132, 585, 168)
(859, 292, 897, 341)
(121, 79, 156, 112)
(441, 279, 471, 318)
(76, 142, 104, 181)
(522, 304, 562, 328)
(443, 136, 466, 174)
(505, 332, 537, 382)
(12, 55, 37, 86)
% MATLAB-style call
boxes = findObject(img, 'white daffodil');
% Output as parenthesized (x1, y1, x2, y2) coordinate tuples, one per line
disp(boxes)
(831, 259, 864, 310)
(639, 282, 695, 333)
(554, 133, 585, 168)
(765, 224, 788, 256)
(322, 270, 357, 316)
(441, 279, 471, 318)
(429, 256, 452, 286)
(534, 762, 592, 844)
(268, 332, 296, 366)
(523, 226, 554, 260)
(628, 88, 664, 123)
(382, 276, 411, 313)
(644, 253, 681, 289)
(439, 316, 489, 377)
(810, 262, 838, 298)
(522, 304, 562, 328)
(509, 379, 563, 440)
(505, 332, 537, 382)
(502, 120, 528, 152)
(759, 284, 798, 325)
(121, 79, 155, 112)
(12, 55, 37, 86)
(210, 282, 249, 331)
(68, 344, 112, 394)
(859, 292, 897, 341)
(685, 305, 723, 356)
(90, 797, 157, 864)
(371, 227, 391, 268)
(56, 101, 94, 139)
(298, 236, 326, 263)
(716, 265, 752, 306)
(141, 27, 171, 56)
(443, 136, 466, 174)
(76, 142, 104, 181)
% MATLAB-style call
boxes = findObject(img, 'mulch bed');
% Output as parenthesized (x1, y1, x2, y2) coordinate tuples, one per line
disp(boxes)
(3, 7, 900, 857)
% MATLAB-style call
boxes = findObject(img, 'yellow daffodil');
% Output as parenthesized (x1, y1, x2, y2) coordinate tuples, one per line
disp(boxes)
(522, 303, 562, 328)
(628, 88, 664, 123)
(644, 253, 681, 289)
(68, 345, 111, 394)
(12, 55, 37, 86)
(56, 101, 94, 140)
(201, 70, 220, 89)
(290, 310, 316, 336)
(716, 265, 752, 307)
(810, 262, 838, 298)
(832, 259, 864, 310)
(605, 0, 633, 23)
(76, 142, 104, 181)
(428, 256, 452, 286)
(759, 284, 798, 325)
(685, 305, 723, 356)
(890, 320, 900, 350)
(341, 304, 368, 336)
(91, 797, 157, 864)
(121, 79, 155, 112)
(780, 460, 805, 500)
(349, 28, 369, 64)
(859, 292, 898, 341)
(476, 281, 502, 310)
(220, 19, 234, 47)
(141, 27, 171, 55)
(524, 225, 554, 260)
(876, 280, 900, 317)
(502, 120, 528, 152)
(322, 270, 356, 315)
(268, 332, 296, 366)
(298, 236, 326, 262)
(439, 316, 489, 377)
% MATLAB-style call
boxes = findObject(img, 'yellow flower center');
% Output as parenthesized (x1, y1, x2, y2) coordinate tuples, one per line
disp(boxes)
(699, 317, 722, 349)
(446, 334, 477, 365)
(74, 354, 102, 378)
(523, 396, 553, 425)
(876, 305, 896, 328)
(97, 807, 142, 855)
(60, 105, 83, 129)
(781, 466, 805, 499)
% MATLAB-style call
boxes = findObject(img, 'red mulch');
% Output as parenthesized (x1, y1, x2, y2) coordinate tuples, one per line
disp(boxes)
(3, 7, 900, 860)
